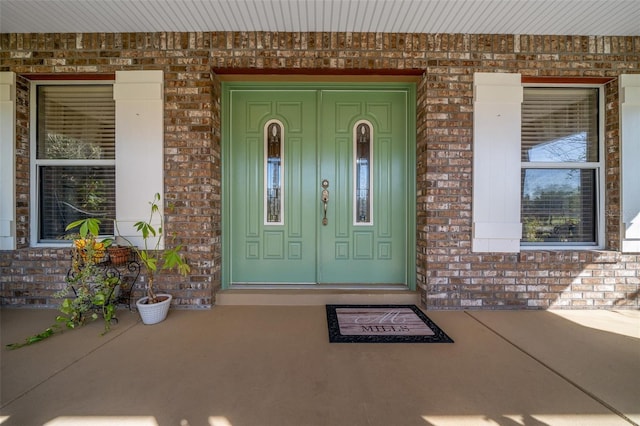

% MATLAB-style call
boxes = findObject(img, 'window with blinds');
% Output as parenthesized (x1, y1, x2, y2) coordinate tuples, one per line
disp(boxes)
(521, 87, 601, 246)
(35, 84, 116, 241)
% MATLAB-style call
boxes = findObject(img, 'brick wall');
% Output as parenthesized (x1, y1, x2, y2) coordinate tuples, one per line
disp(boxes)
(1, 32, 638, 309)
(417, 34, 639, 309)
(1, 33, 219, 308)
(15, 75, 29, 248)
(605, 78, 621, 251)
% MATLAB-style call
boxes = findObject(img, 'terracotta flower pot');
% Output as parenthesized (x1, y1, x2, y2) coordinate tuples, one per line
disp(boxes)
(107, 246, 131, 265)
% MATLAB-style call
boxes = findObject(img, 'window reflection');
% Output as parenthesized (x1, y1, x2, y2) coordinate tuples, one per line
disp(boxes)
(521, 169, 596, 244)
(521, 88, 598, 163)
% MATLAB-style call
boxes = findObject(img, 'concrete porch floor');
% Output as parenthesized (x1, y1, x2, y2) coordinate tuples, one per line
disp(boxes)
(1, 306, 638, 426)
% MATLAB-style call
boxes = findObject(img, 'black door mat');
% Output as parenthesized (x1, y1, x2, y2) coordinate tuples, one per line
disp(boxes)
(326, 304, 454, 343)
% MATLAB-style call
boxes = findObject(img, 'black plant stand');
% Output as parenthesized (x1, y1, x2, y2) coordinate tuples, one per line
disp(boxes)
(66, 249, 142, 312)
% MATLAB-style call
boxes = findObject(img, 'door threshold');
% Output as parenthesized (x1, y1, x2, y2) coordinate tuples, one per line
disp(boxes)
(228, 283, 412, 291)
(216, 285, 419, 306)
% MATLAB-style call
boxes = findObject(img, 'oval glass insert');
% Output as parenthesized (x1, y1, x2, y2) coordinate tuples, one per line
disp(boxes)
(354, 121, 372, 224)
(265, 121, 283, 224)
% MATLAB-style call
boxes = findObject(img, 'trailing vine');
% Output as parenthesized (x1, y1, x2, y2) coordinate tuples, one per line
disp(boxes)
(6, 218, 120, 350)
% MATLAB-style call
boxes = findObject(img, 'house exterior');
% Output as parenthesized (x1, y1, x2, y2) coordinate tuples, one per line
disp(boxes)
(0, 30, 639, 310)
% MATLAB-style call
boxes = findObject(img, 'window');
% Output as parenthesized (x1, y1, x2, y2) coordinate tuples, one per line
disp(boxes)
(32, 83, 116, 242)
(354, 120, 373, 225)
(264, 120, 284, 225)
(521, 87, 603, 247)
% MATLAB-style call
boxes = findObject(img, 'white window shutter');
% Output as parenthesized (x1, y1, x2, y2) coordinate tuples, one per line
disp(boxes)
(0, 72, 16, 250)
(472, 73, 523, 252)
(620, 74, 640, 253)
(113, 70, 164, 248)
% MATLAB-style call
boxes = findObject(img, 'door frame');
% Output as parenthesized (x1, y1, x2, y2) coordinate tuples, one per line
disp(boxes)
(221, 81, 417, 290)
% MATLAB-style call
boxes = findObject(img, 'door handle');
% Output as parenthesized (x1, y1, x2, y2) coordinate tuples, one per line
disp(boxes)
(321, 179, 329, 226)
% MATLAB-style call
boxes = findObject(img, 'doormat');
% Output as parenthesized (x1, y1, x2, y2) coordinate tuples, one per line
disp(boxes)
(326, 304, 454, 343)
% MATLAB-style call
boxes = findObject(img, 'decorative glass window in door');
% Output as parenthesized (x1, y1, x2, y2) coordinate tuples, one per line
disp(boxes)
(265, 120, 284, 224)
(354, 121, 373, 224)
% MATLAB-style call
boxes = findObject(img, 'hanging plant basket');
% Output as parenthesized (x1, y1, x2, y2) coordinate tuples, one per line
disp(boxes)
(107, 246, 131, 265)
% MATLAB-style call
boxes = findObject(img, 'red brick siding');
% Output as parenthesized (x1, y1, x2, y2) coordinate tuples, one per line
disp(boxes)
(0, 32, 638, 309)
(605, 78, 621, 251)
(14, 75, 30, 249)
(418, 34, 639, 309)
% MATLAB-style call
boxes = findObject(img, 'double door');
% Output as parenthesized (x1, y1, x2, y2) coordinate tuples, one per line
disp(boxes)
(224, 83, 415, 288)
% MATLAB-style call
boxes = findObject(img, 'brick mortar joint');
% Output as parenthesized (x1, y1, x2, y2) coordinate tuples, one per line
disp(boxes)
(517, 250, 622, 264)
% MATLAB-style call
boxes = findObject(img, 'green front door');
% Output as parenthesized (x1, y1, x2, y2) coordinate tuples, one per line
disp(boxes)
(223, 83, 415, 289)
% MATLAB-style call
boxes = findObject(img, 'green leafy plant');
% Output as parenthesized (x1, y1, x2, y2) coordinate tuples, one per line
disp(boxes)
(58, 218, 118, 332)
(6, 193, 190, 349)
(120, 193, 190, 304)
(5, 327, 59, 350)
(6, 218, 119, 350)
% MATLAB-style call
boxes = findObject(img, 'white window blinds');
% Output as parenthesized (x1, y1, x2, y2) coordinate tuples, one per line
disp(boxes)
(35, 84, 116, 241)
(521, 88, 598, 163)
(521, 87, 600, 246)
(37, 85, 115, 160)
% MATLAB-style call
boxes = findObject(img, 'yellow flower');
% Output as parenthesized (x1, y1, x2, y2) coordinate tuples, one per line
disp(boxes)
(74, 239, 105, 262)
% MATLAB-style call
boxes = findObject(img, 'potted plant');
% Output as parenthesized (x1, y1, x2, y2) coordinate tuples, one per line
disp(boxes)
(6, 218, 120, 349)
(61, 217, 120, 332)
(121, 193, 190, 325)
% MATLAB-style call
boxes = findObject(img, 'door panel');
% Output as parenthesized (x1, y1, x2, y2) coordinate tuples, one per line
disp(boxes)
(229, 90, 318, 283)
(318, 91, 408, 284)
(226, 85, 411, 287)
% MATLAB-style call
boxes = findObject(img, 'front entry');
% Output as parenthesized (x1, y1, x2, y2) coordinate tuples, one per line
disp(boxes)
(223, 82, 416, 289)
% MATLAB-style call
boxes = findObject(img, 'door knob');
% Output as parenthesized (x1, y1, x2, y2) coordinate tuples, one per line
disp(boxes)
(321, 180, 329, 226)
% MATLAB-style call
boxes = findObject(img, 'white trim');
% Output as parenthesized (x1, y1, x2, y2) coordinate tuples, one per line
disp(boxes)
(472, 72, 523, 253)
(0, 72, 16, 249)
(114, 70, 164, 249)
(113, 83, 162, 100)
(263, 119, 285, 226)
(620, 74, 640, 252)
(353, 119, 373, 226)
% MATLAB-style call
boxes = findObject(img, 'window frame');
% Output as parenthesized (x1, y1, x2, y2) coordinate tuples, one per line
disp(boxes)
(29, 79, 116, 247)
(520, 83, 606, 250)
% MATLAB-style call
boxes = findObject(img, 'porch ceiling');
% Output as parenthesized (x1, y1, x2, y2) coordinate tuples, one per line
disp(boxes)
(1, 0, 638, 36)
